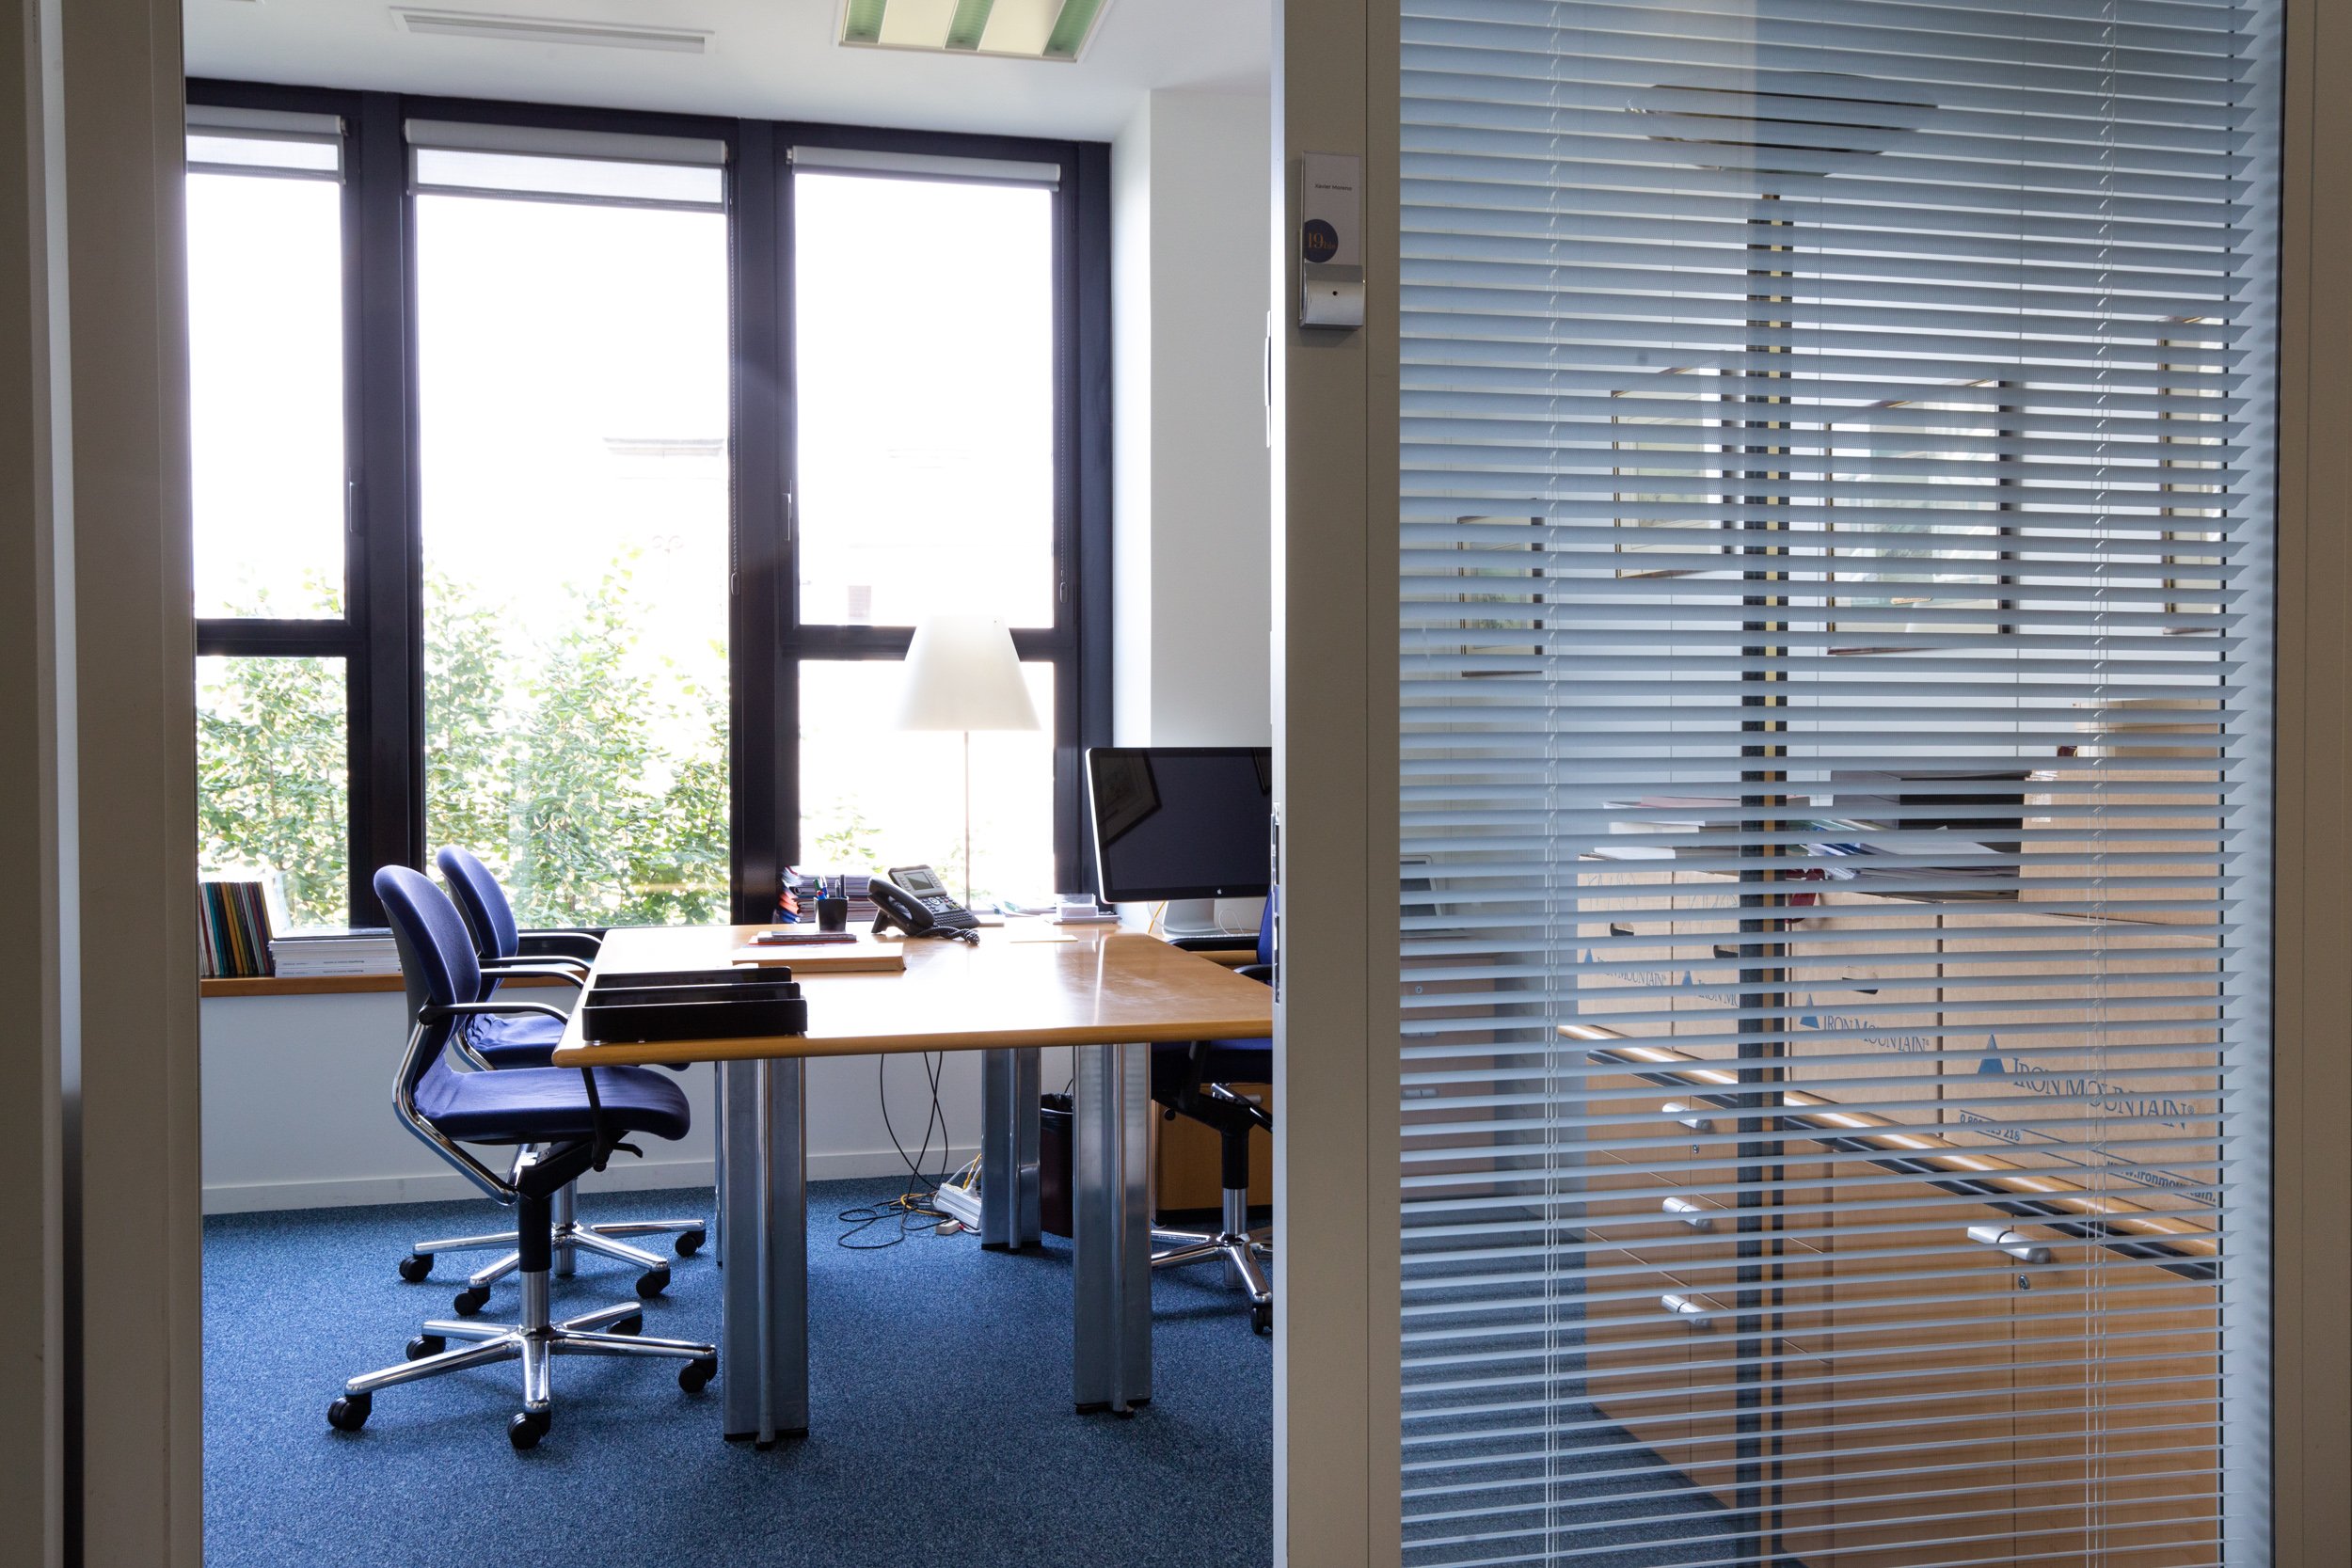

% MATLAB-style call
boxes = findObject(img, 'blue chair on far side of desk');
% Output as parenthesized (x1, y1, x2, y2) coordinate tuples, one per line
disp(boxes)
(392, 847, 707, 1312)
(1151, 890, 1276, 1335)
(328, 865, 714, 1450)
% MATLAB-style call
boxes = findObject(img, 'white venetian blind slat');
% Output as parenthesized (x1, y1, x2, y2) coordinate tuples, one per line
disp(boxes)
(1396, 0, 2276, 1561)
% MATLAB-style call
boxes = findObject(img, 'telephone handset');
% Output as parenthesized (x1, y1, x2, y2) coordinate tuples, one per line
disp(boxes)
(869, 865, 980, 942)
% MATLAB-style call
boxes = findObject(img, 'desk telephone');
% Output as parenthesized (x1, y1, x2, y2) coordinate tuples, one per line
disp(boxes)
(869, 865, 981, 943)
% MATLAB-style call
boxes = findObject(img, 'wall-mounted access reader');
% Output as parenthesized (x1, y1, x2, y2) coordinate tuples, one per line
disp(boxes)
(1298, 151, 1364, 329)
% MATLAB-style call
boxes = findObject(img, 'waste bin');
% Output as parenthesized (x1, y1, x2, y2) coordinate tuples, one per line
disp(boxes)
(1039, 1092, 1073, 1238)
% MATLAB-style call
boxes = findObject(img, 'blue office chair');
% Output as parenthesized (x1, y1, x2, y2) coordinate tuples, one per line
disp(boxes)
(1151, 890, 1275, 1334)
(329, 865, 715, 1449)
(391, 847, 705, 1309)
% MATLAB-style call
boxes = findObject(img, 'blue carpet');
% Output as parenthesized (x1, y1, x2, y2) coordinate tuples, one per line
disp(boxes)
(204, 1180, 1271, 1568)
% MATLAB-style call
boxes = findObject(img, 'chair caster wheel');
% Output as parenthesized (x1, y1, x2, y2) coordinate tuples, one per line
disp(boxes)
(612, 1315, 643, 1337)
(508, 1409, 550, 1451)
(326, 1392, 371, 1432)
(453, 1286, 491, 1316)
(405, 1335, 446, 1361)
(679, 1354, 717, 1394)
(634, 1265, 671, 1299)
(675, 1228, 705, 1258)
(397, 1253, 433, 1283)
(1250, 1301, 1273, 1336)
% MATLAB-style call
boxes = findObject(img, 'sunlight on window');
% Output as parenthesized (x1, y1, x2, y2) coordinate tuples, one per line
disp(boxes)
(186, 171, 346, 619)
(416, 184, 731, 927)
(793, 173, 1056, 629)
(799, 660, 1056, 908)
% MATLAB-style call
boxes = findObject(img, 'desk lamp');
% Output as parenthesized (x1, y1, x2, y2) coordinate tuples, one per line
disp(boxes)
(894, 614, 1040, 907)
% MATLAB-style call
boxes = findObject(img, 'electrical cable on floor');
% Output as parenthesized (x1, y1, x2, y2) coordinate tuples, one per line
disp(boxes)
(836, 1050, 961, 1249)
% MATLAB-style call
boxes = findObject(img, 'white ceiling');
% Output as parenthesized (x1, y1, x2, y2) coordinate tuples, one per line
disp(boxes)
(185, 0, 1274, 141)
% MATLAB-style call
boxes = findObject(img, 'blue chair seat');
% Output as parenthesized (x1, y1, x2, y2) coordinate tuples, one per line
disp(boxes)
(466, 1011, 565, 1069)
(414, 1060, 692, 1145)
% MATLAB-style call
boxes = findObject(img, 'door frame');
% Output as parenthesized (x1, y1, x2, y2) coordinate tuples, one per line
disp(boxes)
(1269, 2, 1405, 1563)
(12, 0, 2349, 1563)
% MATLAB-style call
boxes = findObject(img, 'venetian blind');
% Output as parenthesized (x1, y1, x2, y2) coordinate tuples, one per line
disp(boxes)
(1397, 2, 2278, 1564)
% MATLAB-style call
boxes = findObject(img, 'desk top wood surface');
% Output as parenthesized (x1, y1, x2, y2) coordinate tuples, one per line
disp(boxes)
(549, 922, 1273, 1066)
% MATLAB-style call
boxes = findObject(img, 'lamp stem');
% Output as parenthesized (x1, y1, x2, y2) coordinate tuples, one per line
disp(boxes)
(962, 728, 973, 909)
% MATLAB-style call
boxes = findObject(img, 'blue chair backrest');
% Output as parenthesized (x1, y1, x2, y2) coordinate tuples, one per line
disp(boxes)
(436, 846, 520, 965)
(1258, 884, 1277, 969)
(375, 863, 484, 1101)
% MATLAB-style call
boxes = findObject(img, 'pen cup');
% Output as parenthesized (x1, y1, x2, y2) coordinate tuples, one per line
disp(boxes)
(816, 895, 849, 933)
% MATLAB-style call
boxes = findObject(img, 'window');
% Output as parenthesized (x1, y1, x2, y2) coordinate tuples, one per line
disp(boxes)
(195, 657, 349, 928)
(792, 170, 1057, 630)
(186, 87, 1110, 927)
(787, 152, 1079, 903)
(185, 105, 359, 935)
(799, 660, 1056, 905)
(186, 112, 346, 621)
(1399, 5, 2276, 1565)
(415, 139, 732, 926)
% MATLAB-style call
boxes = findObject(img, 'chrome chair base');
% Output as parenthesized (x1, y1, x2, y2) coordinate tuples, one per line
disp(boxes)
(1152, 1185, 1273, 1331)
(332, 1270, 716, 1449)
(407, 1181, 707, 1292)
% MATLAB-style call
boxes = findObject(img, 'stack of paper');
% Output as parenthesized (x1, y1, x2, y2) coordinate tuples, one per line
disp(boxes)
(270, 928, 401, 978)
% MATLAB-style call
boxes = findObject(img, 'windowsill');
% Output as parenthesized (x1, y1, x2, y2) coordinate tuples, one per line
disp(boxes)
(199, 974, 570, 1000)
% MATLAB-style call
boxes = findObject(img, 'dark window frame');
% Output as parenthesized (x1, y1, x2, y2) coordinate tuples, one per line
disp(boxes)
(187, 80, 1113, 926)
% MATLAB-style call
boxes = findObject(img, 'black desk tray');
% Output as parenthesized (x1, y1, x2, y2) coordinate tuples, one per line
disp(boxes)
(599, 965, 789, 990)
(580, 969, 807, 1045)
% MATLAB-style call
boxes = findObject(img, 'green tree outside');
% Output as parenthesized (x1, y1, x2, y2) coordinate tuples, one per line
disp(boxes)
(197, 651, 350, 927)
(199, 558, 731, 932)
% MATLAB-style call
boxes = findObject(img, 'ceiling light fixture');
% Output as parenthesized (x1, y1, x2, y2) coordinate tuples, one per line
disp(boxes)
(839, 0, 1112, 62)
(390, 7, 711, 54)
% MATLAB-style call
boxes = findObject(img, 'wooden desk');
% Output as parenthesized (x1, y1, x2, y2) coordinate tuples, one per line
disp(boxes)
(557, 923, 1273, 1063)
(550, 922, 1272, 1445)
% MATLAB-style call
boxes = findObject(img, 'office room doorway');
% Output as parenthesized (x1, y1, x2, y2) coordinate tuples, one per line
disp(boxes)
(34, 3, 2349, 1566)
(163, 4, 1291, 1568)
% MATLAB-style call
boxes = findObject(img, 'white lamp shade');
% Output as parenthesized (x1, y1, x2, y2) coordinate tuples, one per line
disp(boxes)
(894, 615, 1041, 733)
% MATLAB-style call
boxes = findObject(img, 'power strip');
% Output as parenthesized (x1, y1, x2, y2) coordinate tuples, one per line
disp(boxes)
(932, 1181, 982, 1231)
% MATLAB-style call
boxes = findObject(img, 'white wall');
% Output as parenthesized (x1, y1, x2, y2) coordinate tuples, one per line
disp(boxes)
(199, 993, 1072, 1213)
(1112, 87, 1275, 748)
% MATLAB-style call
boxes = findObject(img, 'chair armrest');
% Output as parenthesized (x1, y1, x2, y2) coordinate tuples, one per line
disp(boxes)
(391, 1021, 515, 1204)
(518, 929, 603, 961)
(480, 957, 590, 989)
(1236, 964, 1273, 986)
(427, 999, 575, 1027)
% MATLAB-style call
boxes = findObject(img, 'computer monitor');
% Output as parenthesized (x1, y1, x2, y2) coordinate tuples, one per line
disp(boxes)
(1086, 746, 1273, 903)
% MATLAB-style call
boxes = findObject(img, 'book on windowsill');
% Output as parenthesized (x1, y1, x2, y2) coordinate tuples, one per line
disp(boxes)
(198, 871, 291, 979)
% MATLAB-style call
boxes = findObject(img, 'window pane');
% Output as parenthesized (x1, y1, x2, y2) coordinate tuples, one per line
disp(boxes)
(416, 173, 731, 929)
(793, 172, 1056, 628)
(185, 168, 346, 619)
(799, 660, 1055, 907)
(196, 656, 349, 929)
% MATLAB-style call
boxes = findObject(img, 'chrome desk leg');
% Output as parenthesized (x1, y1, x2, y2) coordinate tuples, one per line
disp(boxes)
(1072, 1039, 1152, 1414)
(980, 1046, 1042, 1250)
(712, 1062, 727, 1269)
(719, 1057, 807, 1446)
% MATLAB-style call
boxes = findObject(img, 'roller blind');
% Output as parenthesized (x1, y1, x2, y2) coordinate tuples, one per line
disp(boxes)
(1396, 2, 2278, 1564)
(184, 105, 342, 179)
(405, 120, 727, 211)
